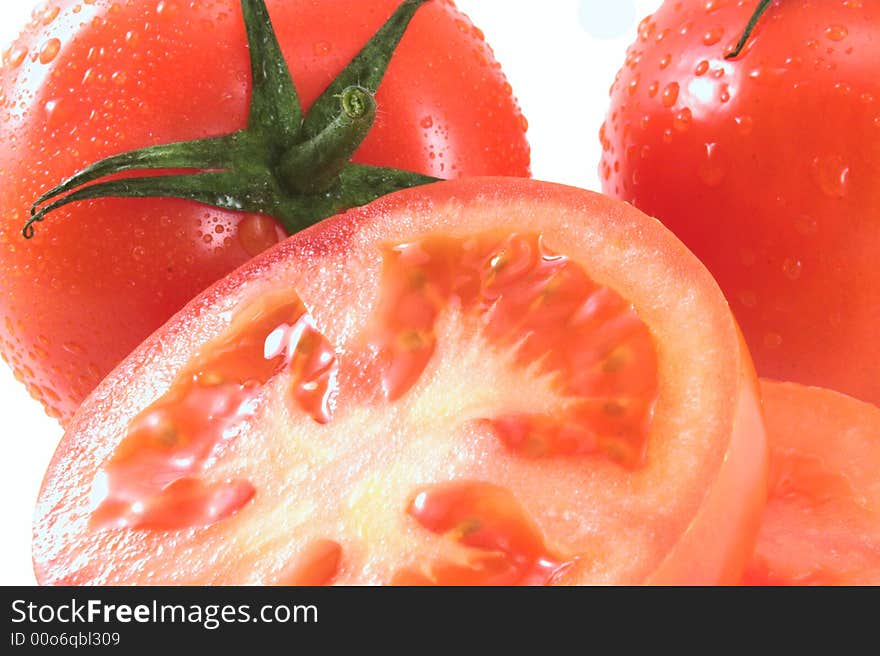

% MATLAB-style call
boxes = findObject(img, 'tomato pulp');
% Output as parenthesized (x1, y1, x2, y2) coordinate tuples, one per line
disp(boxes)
(601, 0, 880, 405)
(34, 179, 766, 585)
(744, 380, 880, 586)
(0, 0, 530, 422)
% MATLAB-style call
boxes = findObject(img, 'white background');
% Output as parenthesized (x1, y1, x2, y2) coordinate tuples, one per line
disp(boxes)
(0, 0, 663, 585)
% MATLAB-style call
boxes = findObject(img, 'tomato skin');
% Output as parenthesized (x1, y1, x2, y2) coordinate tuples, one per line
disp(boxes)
(744, 380, 880, 586)
(34, 178, 767, 585)
(0, 0, 530, 423)
(646, 335, 766, 585)
(601, 0, 880, 405)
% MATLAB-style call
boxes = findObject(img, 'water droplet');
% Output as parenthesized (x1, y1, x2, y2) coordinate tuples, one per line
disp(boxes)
(699, 143, 726, 187)
(702, 26, 724, 46)
(825, 25, 848, 41)
(627, 74, 641, 96)
(782, 258, 803, 280)
(62, 342, 85, 356)
(647, 81, 659, 97)
(659, 54, 671, 69)
(313, 41, 331, 57)
(8, 46, 28, 68)
(795, 214, 818, 236)
(112, 71, 127, 86)
(238, 215, 283, 257)
(156, 0, 177, 15)
(420, 116, 433, 129)
(738, 291, 757, 308)
(41, 6, 60, 25)
(661, 81, 679, 107)
(740, 248, 756, 267)
(811, 154, 850, 197)
(734, 115, 753, 136)
(694, 60, 709, 76)
(673, 107, 692, 132)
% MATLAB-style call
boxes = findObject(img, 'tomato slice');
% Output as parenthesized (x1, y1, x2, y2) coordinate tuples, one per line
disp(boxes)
(743, 381, 880, 586)
(33, 178, 766, 585)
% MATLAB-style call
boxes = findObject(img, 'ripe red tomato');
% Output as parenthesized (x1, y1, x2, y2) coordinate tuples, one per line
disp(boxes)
(0, 0, 530, 423)
(33, 178, 767, 585)
(600, 0, 880, 405)
(744, 380, 880, 586)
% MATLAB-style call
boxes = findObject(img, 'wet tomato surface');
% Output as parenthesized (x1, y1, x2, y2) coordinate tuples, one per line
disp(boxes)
(601, 0, 880, 405)
(0, 0, 530, 423)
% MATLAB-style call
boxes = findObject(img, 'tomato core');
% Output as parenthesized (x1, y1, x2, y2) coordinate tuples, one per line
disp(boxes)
(372, 232, 659, 466)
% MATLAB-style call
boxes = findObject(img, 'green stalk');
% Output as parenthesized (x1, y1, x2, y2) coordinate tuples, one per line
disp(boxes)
(24, 0, 439, 240)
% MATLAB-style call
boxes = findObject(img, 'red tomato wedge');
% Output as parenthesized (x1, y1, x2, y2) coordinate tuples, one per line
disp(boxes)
(33, 178, 766, 585)
(744, 381, 880, 586)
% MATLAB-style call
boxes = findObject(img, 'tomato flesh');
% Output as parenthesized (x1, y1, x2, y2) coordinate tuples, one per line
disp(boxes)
(743, 381, 880, 586)
(91, 296, 336, 531)
(393, 481, 567, 586)
(371, 232, 658, 467)
(34, 179, 766, 585)
(279, 539, 343, 586)
(90, 228, 657, 559)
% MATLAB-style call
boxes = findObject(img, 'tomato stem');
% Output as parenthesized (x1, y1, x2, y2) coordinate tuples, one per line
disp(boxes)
(725, 0, 773, 60)
(278, 86, 377, 195)
(24, 0, 438, 240)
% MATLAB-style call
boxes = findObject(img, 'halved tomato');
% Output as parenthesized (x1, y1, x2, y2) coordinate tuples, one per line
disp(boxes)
(33, 178, 766, 585)
(744, 380, 880, 586)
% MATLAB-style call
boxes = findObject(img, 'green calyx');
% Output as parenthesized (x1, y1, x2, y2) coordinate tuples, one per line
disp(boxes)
(23, 0, 439, 240)
(725, 0, 773, 60)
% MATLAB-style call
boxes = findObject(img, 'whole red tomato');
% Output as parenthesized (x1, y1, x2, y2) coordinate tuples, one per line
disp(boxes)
(0, 0, 530, 423)
(601, 0, 880, 405)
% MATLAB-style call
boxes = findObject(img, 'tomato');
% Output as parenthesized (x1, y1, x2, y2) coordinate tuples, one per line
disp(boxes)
(744, 380, 880, 586)
(600, 0, 880, 405)
(33, 178, 766, 585)
(0, 0, 530, 424)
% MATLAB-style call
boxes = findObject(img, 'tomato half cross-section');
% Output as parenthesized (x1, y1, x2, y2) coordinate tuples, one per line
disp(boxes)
(744, 380, 880, 586)
(33, 179, 767, 585)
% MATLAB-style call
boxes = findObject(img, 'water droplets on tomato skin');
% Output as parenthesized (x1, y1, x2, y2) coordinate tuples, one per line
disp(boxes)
(734, 115, 753, 136)
(673, 107, 692, 132)
(811, 155, 850, 198)
(702, 26, 724, 46)
(238, 215, 284, 257)
(783, 258, 803, 281)
(312, 41, 331, 57)
(825, 25, 848, 42)
(698, 142, 726, 187)
(6, 46, 28, 69)
(661, 81, 679, 107)
(38, 38, 61, 65)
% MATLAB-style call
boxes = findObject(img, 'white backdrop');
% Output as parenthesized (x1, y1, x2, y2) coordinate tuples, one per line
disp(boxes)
(0, 0, 663, 585)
